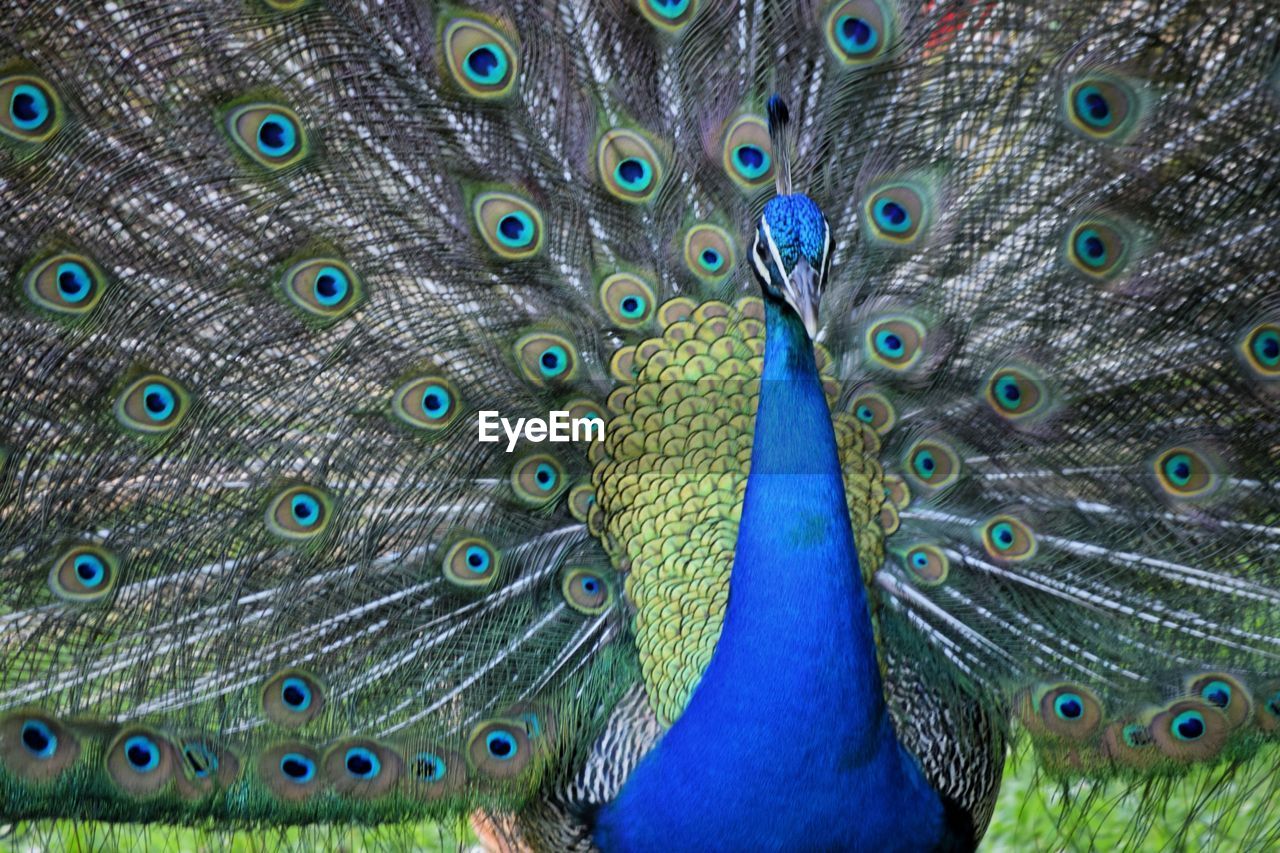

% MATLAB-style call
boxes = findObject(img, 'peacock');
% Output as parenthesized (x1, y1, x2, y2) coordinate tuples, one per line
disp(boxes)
(1, 0, 1278, 849)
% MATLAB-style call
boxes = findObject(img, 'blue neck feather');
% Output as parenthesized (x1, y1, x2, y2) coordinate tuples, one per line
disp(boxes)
(595, 300, 948, 851)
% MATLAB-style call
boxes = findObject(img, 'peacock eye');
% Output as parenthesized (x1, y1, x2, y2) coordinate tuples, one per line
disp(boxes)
(225, 103, 308, 169)
(443, 18, 519, 99)
(825, 0, 896, 66)
(1064, 76, 1142, 142)
(0, 74, 62, 143)
(598, 128, 665, 203)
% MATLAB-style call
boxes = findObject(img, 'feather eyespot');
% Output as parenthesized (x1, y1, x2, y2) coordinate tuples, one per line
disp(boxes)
(904, 439, 959, 490)
(1065, 219, 1130, 280)
(443, 537, 500, 589)
(0, 713, 79, 781)
(598, 129, 664, 203)
(1150, 699, 1228, 762)
(865, 316, 925, 369)
(1064, 76, 1142, 142)
(474, 192, 544, 259)
(259, 742, 321, 801)
(600, 273, 656, 328)
(825, 0, 895, 65)
(1, 74, 62, 143)
(721, 115, 773, 189)
(984, 366, 1048, 420)
(1240, 323, 1280, 378)
(23, 253, 108, 317)
(862, 182, 930, 246)
(1153, 446, 1218, 499)
(443, 18, 519, 98)
(850, 391, 895, 434)
(511, 455, 565, 506)
(639, 0, 698, 30)
(468, 720, 532, 778)
(981, 515, 1036, 561)
(514, 332, 578, 385)
(280, 257, 362, 322)
(114, 374, 190, 436)
(262, 669, 326, 727)
(562, 567, 613, 615)
(225, 103, 307, 169)
(49, 544, 119, 602)
(1020, 684, 1102, 739)
(902, 544, 947, 585)
(265, 485, 333, 541)
(106, 728, 174, 795)
(683, 225, 736, 281)
(392, 376, 461, 431)
(323, 740, 401, 797)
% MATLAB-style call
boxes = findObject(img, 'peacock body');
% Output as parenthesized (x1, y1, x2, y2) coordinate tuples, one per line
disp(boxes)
(0, 0, 1278, 849)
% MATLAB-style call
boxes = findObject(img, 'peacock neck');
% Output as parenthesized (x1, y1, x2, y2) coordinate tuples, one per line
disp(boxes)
(596, 298, 946, 850)
(708, 296, 887, 718)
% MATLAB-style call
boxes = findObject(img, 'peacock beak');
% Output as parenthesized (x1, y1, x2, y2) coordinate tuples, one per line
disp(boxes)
(784, 256, 821, 339)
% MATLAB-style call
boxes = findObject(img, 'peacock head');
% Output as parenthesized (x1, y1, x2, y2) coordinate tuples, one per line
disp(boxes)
(750, 193, 832, 340)
(748, 95, 831, 340)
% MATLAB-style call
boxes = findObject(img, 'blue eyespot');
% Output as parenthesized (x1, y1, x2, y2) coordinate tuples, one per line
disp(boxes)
(1199, 680, 1232, 709)
(9, 83, 50, 131)
(420, 383, 452, 419)
(533, 463, 557, 491)
(485, 731, 518, 760)
(464, 44, 509, 85)
(1053, 693, 1084, 720)
(1163, 453, 1193, 488)
(280, 752, 316, 782)
(837, 16, 878, 54)
(912, 449, 936, 479)
(54, 262, 92, 304)
(1073, 228, 1108, 268)
(414, 751, 447, 782)
(732, 144, 771, 180)
(872, 197, 911, 234)
(182, 742, 218, 778)
(124, 735, 161, 773)
(700, 248, 723, 272)
(1171, 710, 1205, 741)
(991, 522, 1015, 550)
(256, 114, 298, 157)
(20, 720, 57, 759)
(646, 0, 691, 20)
(1074, 85, 1111, 128)
(497, 211, 535, 249)
(619, 295, 647, 320)
(614, 157, 653, 193)
(911, 551, 929, 569)
(73, 554, 106, 588)
(538, 344, 568, 378)
(1256, 330, 1280, 365)
(311, 266, 350, 307)
(993, 376, 1022, 409)
(856, 404, 875, 423)
(142, 383, 176, 422)
(281, 677, 313, 711)
(464, 545, 491, 574)
(290, 493, 321, 528)
(344, 746, 381, 779)
(874, 330, 904, 358)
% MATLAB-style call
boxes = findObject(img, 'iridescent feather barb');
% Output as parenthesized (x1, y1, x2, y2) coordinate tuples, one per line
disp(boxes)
(0, 0, 1279, 849)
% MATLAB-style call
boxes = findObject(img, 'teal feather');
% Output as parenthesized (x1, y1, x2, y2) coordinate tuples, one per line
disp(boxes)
(0, 0, 1279, 849)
